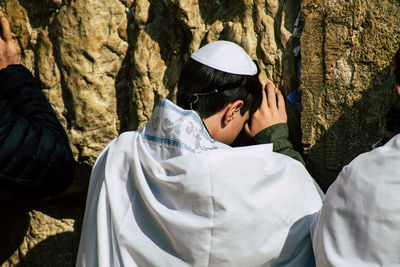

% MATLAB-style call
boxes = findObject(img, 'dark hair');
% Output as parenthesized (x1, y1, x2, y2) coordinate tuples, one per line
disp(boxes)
(176, 59, 262, 118)
(395, 47, 400, 85)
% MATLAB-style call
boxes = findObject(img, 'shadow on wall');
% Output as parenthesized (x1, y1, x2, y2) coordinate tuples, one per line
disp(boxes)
(0, 198, 29, 266)
(115, 1, 135, 133)
(0, 190, 86, 267)
(16, 232, 78, 267)
(116, 0, 189, 133)
(304, 64, 396, 192)
(0, 160, 90, 266)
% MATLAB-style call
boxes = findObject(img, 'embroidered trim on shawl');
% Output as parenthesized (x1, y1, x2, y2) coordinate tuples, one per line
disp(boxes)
(142, 99, 226, 155)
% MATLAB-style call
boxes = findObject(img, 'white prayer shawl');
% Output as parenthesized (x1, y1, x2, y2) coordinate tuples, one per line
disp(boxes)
(312, 134, 400, 267)
(76, 100, 322, 267)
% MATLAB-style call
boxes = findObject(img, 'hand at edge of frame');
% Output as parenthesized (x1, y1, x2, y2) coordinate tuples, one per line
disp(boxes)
(0, 16, 20, 71)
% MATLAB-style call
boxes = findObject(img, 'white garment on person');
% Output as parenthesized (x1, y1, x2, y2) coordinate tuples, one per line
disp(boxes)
(312, 134, 400, 267)
(76, 99, 322, 267)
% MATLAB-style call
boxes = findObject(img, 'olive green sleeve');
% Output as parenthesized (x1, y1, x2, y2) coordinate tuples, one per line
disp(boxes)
(253, 123, 306, 166)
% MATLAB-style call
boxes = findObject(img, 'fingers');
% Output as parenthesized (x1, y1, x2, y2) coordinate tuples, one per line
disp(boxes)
(246, 81, 287, 137)
(0, 17, 13, 44)
(266, 82, 276, 108)
(276, 89, 285, 111)
(265, 82, 286, 111)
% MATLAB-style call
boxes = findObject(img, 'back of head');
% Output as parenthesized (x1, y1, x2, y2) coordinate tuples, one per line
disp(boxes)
(176, 41, 262, 118)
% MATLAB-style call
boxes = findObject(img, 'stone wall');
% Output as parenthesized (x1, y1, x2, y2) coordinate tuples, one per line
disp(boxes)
(0, 0, 399, 265)
(301, 0, 400, 190)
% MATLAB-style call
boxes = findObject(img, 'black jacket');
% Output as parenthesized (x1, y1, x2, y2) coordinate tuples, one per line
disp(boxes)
(0, 64, 74, 197)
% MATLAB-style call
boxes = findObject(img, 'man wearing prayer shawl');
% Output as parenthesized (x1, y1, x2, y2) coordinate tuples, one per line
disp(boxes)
(77, 41, 323, 267)
(311, 134, 400, 266)
(312, 48, 400, 266)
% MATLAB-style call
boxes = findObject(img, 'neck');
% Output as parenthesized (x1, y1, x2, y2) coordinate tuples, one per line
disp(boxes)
(202, 111, 225, 143)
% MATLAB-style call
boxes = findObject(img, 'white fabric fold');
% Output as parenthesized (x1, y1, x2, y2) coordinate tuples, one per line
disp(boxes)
(77, 99, 322, 267)
(312, 134, 400, 267)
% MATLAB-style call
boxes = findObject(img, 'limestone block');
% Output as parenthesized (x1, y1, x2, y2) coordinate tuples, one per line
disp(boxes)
(301, 0, 400, 190)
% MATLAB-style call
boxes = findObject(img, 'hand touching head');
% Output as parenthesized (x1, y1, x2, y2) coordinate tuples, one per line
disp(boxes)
(244, 82, 287, 138)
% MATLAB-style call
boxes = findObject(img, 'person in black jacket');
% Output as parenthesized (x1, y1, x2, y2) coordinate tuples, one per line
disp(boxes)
(0, 16, 74, 197)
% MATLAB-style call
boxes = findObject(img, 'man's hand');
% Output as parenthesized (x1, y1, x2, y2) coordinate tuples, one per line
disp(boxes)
(0, 17, 20, 70)
(245, 82, 287, 138)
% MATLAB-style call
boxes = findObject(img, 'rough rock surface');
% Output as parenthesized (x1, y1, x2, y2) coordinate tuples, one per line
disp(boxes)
(1, 0, 301, 265)
(301, 0, 400, 190)
(1, 0, 400, 265)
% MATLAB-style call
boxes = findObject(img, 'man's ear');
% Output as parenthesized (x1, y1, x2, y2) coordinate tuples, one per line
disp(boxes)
(222, 100, 244, 126)
(396, 84, 400, 96)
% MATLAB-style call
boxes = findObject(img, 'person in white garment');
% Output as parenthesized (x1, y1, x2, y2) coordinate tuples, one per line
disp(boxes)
(312, 48, 400, 266)
(76, 40, 323, 267)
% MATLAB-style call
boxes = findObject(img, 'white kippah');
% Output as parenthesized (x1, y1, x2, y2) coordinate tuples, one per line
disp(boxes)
(191, 40, 258, 75)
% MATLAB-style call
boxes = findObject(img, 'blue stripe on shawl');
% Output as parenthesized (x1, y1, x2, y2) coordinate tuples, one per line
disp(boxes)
(142, 134, 196, 153)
